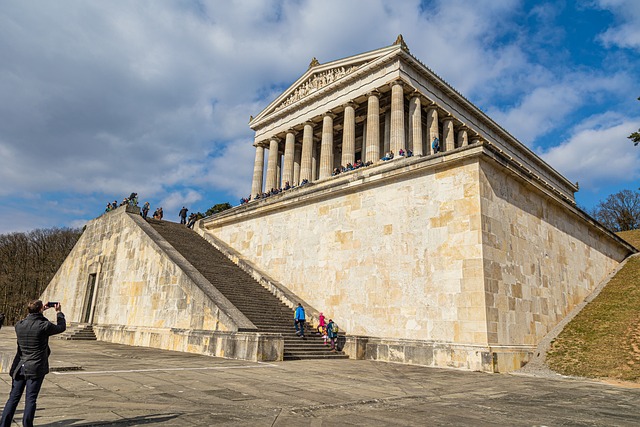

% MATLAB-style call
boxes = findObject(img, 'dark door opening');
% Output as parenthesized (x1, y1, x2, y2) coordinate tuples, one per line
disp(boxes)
(83, 274, 97, 323)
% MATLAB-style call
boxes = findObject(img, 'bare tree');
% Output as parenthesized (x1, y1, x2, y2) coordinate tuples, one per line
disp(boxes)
(0, 227, 81, 325)
(591, 189, 640, 232)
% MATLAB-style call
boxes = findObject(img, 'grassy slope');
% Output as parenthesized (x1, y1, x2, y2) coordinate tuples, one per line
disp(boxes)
(546, 229, 640, 381)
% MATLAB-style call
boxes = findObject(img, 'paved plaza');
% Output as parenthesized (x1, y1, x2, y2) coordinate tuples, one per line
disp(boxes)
(1, 330, 639, 426)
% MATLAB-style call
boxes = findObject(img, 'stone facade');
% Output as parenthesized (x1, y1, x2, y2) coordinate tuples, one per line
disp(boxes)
(203, 31, 637, 370)
(204, 145, 632, 371)
(41, 206, 283, 362)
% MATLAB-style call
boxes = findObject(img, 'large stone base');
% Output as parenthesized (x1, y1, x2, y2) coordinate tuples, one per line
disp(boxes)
(93, 324, 284, 362)
(342, 336, 534, 373)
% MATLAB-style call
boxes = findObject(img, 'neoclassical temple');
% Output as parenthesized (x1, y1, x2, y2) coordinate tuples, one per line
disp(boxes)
(204, 36, 634, 370)
(39, 36, 636, 373)
(248, 35, 573, 203)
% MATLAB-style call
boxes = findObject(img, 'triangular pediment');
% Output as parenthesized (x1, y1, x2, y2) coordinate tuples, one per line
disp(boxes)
(251, 43, 403, 127)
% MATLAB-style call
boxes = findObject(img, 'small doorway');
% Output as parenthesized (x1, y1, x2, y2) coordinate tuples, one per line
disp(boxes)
(82, 274, 97, 323)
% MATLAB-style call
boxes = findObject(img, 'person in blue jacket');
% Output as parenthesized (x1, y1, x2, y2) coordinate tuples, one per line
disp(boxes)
(294, 303, 306, 337)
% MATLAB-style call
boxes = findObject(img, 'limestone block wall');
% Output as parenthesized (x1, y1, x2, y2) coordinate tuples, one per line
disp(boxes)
(479, 159, 630, 346)
(41, 206, 243, 333)
(207, 153, 488, 345)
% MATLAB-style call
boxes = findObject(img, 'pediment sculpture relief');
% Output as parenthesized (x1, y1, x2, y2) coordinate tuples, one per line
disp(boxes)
(274, 64, 362, 112)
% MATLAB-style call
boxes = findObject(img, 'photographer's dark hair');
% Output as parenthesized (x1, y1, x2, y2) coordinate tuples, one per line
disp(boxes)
(27, 300, 43, 314)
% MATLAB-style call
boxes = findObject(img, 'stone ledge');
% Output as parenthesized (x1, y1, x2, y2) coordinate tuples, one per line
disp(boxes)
(92, 324, 284, 363)
(342, 335, 534, 373)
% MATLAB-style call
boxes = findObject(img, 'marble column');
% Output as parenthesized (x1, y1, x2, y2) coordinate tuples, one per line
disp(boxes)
(408, 93, 423, 156)
(319, 113, 335, 179)
(265, 137, 280, 191)
(426, 106, 438, 154)
(276, 152, 282, 188)
(293, 143, 301, 185)
(365, 92, 380, 162)
(458, 127, 468, 147)
(282, 130, 296, 187)
(443, 117, 455, 151)
(390, 81, 405, 155)
(384, 109, 391, 154)
(361, 118, 367, 163)
(342, 102, 356, 166)
(250, 143, 265, 197)
(300, 122, 314, 182)
(312, 140, 319, 181)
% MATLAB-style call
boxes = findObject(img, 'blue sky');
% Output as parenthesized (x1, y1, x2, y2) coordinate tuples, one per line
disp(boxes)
(0, 0, 638, 234)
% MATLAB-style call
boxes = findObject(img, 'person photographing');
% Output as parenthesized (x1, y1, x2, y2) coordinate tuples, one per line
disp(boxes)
(1, 300, 66, 427)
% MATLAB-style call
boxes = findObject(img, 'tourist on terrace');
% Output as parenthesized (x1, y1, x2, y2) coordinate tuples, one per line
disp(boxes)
(294, 303, 306, 338)
(187, 213, 197, 229)
(399, 149, 405, 156)
(141, 202, 150, 220)
(432, 137, 440, 153)
(382, 151, 394, 161)
(179, 206, 188, 225)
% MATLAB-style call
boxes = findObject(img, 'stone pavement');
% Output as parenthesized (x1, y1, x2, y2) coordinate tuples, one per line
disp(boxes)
(1, 330, 639, 426)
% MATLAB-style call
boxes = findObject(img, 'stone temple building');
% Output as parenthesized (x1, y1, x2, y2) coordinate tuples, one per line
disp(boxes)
(40, 36, 636, 372)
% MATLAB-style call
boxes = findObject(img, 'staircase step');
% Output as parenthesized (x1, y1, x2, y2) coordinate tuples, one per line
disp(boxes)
(145, 219, 348, 361)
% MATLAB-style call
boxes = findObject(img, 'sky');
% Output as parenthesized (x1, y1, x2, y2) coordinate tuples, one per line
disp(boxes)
(0, 0, 639, 234)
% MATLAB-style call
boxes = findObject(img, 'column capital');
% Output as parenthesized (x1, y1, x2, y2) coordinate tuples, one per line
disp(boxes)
(343, 101, 358, 109)
(269, 136, 282, 143)
(441, 115, 455, 122)
(254, 140, 268, 148)
(365, 89, 381, 98)
(322, 112, 337, 120)
(286, 128, 298, 137)
(389, 79, 406, 89)
(409, 89, 422, 99)
(426, 102, 439, 111)
(303, 120, 315, 128)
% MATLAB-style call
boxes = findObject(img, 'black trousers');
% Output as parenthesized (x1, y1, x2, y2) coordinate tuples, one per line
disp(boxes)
(0, 366, 44, 427)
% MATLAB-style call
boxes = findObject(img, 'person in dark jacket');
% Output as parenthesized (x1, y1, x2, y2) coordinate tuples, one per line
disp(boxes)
(0, 300, 66, 427)
(179, 206, 188, 225)
(0, 313, 4, 330)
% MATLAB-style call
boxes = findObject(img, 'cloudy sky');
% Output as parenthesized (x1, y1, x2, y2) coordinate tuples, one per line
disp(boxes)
(0, 0, 639, 234)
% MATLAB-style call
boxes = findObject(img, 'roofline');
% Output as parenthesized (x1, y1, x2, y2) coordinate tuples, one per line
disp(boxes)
(397, 49, 577, 192)
(249, 44, 402, 127)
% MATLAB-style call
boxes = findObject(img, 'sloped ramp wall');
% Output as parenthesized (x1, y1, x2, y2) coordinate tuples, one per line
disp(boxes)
(40, 205, 282, 362)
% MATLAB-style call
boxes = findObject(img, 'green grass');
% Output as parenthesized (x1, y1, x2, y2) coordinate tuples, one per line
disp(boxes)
(546, 230, 640, 382)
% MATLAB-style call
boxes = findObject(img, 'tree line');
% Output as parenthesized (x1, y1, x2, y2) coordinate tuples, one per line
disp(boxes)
(0, 227, 81, 325)
(590, 189, 640, 232)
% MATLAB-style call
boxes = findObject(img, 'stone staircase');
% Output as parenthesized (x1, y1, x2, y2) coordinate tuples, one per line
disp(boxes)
(56, 323, 97, 341)
(146, 218, 347, 360)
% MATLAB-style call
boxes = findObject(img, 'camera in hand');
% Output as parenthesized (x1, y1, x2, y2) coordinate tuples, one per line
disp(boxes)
(46, 302, 59, 308)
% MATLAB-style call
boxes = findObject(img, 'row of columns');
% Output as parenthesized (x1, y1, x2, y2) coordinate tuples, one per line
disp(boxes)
(251, 80, 479, 197)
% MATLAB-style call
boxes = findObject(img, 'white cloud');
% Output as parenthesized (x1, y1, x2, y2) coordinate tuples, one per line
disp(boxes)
(540, 114, 640, 190)
(595, 0, 640, 50)
(486, 72, 632, 145)
(0, 0, 638, 230)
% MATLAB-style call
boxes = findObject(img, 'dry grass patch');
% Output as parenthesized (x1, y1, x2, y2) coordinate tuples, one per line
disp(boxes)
(618, 229, 640, 250)
(547, 254, 640, 382)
